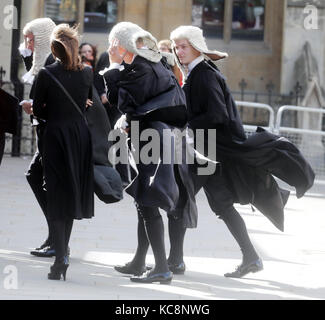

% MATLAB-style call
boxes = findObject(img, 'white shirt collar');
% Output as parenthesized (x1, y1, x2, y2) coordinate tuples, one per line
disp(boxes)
(187, 55, 204, 75)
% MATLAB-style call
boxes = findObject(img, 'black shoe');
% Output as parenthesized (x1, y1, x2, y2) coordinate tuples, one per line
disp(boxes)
(48, 259, 69, 281)
(35, 238, 51, 251)
(130, 270, 173, 284)
(168, 262, 186, 275)
(114, 262, 147, 276)
(30, 246, 56, 258)
(224, 258, 263, 278)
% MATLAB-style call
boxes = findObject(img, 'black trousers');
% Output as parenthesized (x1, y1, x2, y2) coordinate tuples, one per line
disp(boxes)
(188, 168, 259, 263)
(26, 150, 53, 246)
(0, 131, 5, 166)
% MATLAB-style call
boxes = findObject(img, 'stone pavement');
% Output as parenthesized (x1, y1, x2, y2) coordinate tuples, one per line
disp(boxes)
(0, 156, 325, 300)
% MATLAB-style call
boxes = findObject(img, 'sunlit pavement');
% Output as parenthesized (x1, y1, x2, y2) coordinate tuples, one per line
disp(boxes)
(1, 156, 325, 300)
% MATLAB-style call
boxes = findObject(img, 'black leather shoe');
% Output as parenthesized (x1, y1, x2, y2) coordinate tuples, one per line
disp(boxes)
(30, 246, 56, 258)
(35, 238, 51, 251)
(130, 270, 173, 284)
(168, 262, 186, 275)
(114, 262, 147, 276)
(224, 258, 263, 278)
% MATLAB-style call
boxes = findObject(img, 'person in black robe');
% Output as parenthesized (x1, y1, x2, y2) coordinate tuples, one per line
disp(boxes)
(95, 51, 121, 128)
(104, 22, 197, 284)
(20, 18, 57, 257)
(170, 26, 315, 278)
(33, 24, 94, 281)
(0, 88, 19, 165)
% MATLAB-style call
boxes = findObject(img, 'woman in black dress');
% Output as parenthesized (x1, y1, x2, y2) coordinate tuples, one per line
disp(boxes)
(33, 24, 94, 281)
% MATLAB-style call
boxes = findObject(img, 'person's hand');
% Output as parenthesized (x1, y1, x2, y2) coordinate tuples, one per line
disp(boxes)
(86, 99, 93, 108)
(21, 101, 33, 115)
(123, 127, 130, 134)
(108, 38, 127, 64)
(101, 94, 108, 105)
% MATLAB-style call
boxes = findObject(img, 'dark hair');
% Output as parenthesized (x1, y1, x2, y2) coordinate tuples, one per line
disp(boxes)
(79, 42, 98, 69)
(51, 24, 83, 71)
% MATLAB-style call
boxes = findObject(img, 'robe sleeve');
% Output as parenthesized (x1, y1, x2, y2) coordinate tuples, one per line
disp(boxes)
(32, 69, 49, 119)
(188, 69, 229, 130)
(103, 62, 152, 115)
(103, 68, 122, 107)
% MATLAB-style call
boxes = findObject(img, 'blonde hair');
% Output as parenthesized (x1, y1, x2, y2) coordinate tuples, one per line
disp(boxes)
(158, 39, 172, 53)
(51, 24, 83, 71)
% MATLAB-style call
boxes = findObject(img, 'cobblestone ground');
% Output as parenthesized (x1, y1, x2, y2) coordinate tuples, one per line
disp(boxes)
(1, 156, 325, 300)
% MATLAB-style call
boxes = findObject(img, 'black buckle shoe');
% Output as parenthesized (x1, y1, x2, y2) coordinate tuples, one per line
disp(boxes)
(168, 262, 186, 275)
(130, 270, 173, 284)
(114, 262, 147, 276)
(224, 258, 263, 278)
(30, 246, 56, 258)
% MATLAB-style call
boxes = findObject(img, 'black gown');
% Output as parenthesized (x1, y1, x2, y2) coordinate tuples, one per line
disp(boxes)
(184, 60, 315, 231)
(0, 88, 19, 165)
(104, 56, 197, 227)
(33, 61, 94, 220)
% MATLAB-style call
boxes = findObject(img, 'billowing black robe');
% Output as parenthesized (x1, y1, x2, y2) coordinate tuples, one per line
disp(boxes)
(184, 60, 315, 231)
(104, 56, 198, 228)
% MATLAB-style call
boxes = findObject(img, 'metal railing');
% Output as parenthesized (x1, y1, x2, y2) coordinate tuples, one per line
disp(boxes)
(236, 101, 274, 136)
(4, 98, 325, 182)
(275, 105, 325, 179)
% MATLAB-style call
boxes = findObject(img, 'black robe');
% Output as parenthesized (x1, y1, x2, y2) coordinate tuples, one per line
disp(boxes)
(183, 60, 315, 231)
(104, 56, 198, 228)
(0, 88, 19, 164)
(33, 62, 94, 220)
(85, 68, 123, 204)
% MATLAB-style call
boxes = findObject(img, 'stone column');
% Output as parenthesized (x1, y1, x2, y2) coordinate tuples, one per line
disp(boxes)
(223, 0, 233, 44)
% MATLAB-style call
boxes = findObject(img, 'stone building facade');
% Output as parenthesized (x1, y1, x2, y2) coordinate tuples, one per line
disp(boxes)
(0, 0, 324, 155)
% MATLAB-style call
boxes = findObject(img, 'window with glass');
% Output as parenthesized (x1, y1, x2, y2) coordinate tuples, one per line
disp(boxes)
(84, 0, 118, 33)
(192, 0, 265, 41)
(232, 0, 265, 40)
(44, 0, 78, 24)
(192, 0, 225, 39)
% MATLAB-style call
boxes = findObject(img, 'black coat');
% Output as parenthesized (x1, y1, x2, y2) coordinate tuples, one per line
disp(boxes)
(0, 88, 19, 135)
(184, 60, 315, 231)
(33, 62, 94, 220)
(27, 53, 56, 144)
(85, 71, 123, 204)
(94, 52, 109, 97)
(29, 54, 56, 100)
(0, 88, 19, 165)
(104, 56, 198, 227)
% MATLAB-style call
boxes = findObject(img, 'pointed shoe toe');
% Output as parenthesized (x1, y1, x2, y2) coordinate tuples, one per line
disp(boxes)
(130, 271, 173, 284)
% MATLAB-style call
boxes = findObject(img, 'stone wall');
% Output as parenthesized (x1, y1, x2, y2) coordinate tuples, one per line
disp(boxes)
(281, 1, 325, 97)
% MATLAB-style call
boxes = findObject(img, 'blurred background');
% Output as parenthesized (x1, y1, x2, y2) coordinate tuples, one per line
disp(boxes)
(0, 0, 324, 180)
